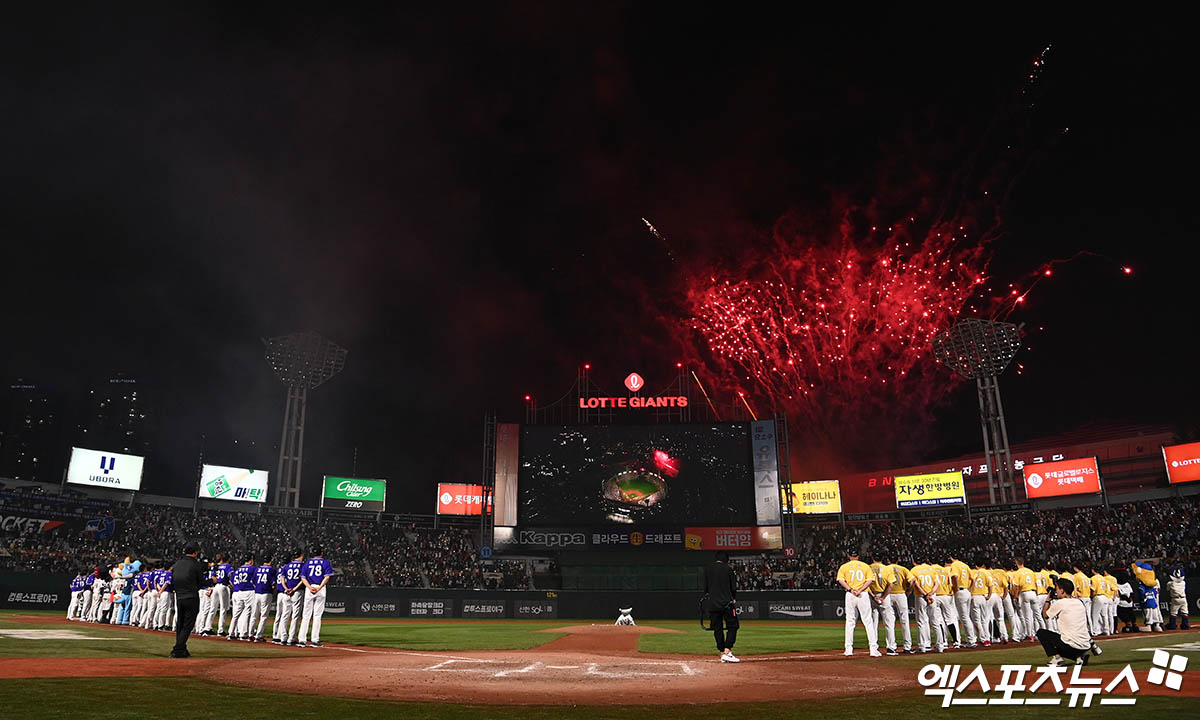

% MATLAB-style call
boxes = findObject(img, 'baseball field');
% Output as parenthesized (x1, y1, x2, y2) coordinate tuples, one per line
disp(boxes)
(2, 610, 1197, 718)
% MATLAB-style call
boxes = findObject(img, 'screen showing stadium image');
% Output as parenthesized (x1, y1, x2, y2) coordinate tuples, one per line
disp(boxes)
(517, 423, 757, 526)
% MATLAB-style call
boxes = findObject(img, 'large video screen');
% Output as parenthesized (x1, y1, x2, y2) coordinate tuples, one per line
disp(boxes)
(518, 423, 756, 526)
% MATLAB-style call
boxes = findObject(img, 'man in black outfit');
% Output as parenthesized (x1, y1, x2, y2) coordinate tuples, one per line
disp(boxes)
(169, 542, 209, 658)
(704, 550, 740, 663)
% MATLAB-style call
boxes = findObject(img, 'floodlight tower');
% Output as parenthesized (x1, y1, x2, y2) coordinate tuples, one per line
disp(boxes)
(931, 318, 1022, 504)
(264, 331, 347, 507)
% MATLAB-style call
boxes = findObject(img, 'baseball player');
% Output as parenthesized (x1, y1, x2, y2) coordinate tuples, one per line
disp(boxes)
(229, 554, 257, 641)
(867, 555, 889, 645)
(1033, 561, 1052, 633)
(836, 549, 881, 657)
(910, 557, 945, 652)
(274, 551, 305, 645)
(1090, 566, 1114, 636)
(1014, 558, 1038, 641)
(197, 560, 213, 633)
(1072, 564, 1093, 633)
(1166, 564, 1189, 630)
(294, 545, 333, 648)
(87, 571, 107, 622)
(932, 559, 960, 648)
(1104, 567, 1119, 634)
(202, 552, 234, 636)
(968, 558, 992, 646)
(154, 563, 175, 631)
(1004, 561, 1024, 641)
(67, 572, 85, 620)
(880, 554, 913, 655)
(949, 554, 977, 648)
(129, 567, 145, 627)
(988, 562, 1011, 643)
(250, 558, 275, 641)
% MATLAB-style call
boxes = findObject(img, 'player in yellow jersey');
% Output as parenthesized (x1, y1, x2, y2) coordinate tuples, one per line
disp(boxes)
(989, 563, 1011, 643)
(1103, 568, 1119, 635)
(1006, 563, 1024, 641)
(836, 549, 881, 657)
(968, 558, 992, 646)
(949, 554, 977, 648)
(909, 557, 945, 652)
(868, 555, 889, 646)
(1072, 564, 1093, 633)
(1014, 557, 1039, 641)
(879, 554, 913, 655)
(1090, 567, 1113, 635)
(1033, 562, 1053, 633)
(932, 560, 961, 649)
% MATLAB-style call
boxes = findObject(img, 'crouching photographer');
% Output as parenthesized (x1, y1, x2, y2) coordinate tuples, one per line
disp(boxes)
(1038, 576, 1100, 666)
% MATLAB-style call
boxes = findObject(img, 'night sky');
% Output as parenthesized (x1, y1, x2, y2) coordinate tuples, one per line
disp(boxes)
(3, 8, 1196, 509)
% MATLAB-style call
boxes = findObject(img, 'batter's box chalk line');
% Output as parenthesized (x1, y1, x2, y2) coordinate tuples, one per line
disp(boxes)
(421, 659, 700, 678)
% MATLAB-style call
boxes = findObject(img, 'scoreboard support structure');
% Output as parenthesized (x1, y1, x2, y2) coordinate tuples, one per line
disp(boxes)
(480, 412, 497, 550)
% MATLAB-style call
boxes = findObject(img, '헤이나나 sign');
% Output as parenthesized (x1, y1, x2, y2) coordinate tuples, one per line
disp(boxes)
(1022, 457, 1101, 499)
(893, 471, 966, 509)
(782, 480, 842, 514)
(198, 465, 268, 503)
(322, 476, 386, 512)
(66, 447, 145, 491)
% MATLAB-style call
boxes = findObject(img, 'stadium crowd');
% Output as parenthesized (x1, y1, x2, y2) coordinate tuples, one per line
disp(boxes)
(734, 496, 1200, 591)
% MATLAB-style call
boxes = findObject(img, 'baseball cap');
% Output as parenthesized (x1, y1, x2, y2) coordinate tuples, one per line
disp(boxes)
(183, 542, 200, 554)
(847, 548, 859, 556)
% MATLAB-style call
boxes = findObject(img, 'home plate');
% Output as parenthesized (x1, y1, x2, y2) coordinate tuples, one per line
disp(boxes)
(0, 629, 129, 640)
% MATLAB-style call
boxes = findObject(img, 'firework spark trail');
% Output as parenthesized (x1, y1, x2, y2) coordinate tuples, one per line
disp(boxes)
(642, 217, 677, 261)
(686, 215, 994, 430)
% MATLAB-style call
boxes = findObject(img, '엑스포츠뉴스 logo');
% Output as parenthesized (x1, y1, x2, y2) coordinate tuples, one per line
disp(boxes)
(100, 456, 115, 475)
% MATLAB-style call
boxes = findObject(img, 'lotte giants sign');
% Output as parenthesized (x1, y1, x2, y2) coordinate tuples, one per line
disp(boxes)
(1022, 457, 1102, 499)
(1164, 441, 1200, 484)
(436, 483, 493, 515)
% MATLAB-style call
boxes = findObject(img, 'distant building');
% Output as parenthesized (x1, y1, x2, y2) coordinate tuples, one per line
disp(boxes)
(0, 378, 63, 482)
(79, 373, 152, 457)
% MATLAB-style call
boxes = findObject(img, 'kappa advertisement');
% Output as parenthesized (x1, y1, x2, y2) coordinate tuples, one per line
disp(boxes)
(66, 447, 145, 491)
(198, 465, 269, 503)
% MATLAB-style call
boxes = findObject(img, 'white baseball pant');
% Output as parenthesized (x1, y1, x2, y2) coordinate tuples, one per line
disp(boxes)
(76, 590, 91, 621)
(884, 593, 912, 651)
(1080, 597, 1093, 633)
(1019, 591, 1039, 639)
(970, 595, 990, 643)
(280, 591, 303, 642)
(935, 595, 959, 645)
(231, 589, 255, 637)
(955, 589, 977, 644)
(1004, 594, 1021, 639)
(155, 591, 174, 628)
(1034, 594, 1049, 632)
(204, 584, 231, 634)
(1091, 595, 1113, 635)
(914, 595, 945, 650)
(843, 591, 878, 654)
(252, 593, 272, 638)
(198, 590, 210, 631)
(66, 591, 81, 620)
(296, 586, 328, 644)
(987, 594, 1007, 641)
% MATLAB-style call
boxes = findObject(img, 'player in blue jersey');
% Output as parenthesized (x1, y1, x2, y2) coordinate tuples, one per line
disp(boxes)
(276, 551, 304, 645)
(197, 559, 214, 633)
(201, 552, 234, 636)
(67, 572, 85, 620)
(229, 554, 257, 641)
(154, 565, 175, 631)
(250, 558, 275, 642)
(294, 545, 333, 648)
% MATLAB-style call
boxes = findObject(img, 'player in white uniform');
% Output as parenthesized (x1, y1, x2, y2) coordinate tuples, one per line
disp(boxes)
(910, 558, 945, 652)
(274, 552, 305, 645)
(197, 560, 214, 632)
(294, 545, 334, 647)
(66, 572, 84, 620)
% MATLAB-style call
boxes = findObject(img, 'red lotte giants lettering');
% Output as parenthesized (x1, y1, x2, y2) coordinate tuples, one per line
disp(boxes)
(578, 396, 688, 409)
